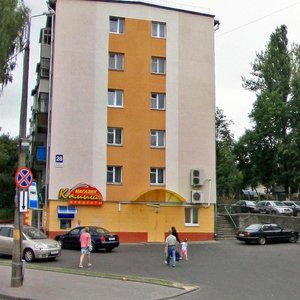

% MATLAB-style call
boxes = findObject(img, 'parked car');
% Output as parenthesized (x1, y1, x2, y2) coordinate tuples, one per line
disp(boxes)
(236, 223, 299, 245)
(231, 200, 257, 213)
(0, 224, 61, 262)
(253, 200, 293, 216)
(282, 201, 300, 217)
(55, 226, 119, 252)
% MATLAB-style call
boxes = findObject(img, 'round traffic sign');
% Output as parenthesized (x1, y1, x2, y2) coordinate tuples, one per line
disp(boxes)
(15, 167, 33, 189)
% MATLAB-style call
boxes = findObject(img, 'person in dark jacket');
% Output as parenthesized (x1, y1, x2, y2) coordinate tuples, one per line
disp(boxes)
(171, 226, 181, 243)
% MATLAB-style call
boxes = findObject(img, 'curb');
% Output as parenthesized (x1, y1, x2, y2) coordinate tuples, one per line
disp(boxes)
(0, 259, 199, 293)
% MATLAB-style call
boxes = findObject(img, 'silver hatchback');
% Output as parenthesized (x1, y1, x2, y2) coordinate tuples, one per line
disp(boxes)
(0, 224, 61, 262)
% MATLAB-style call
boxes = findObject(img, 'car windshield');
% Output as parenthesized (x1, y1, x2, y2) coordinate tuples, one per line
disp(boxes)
(245, 224, 261, 231)
(246, 201, 256, 205)
(272, 201, 285, 206)
(23, 227, 48, 240)
(293, 201, 300, 206)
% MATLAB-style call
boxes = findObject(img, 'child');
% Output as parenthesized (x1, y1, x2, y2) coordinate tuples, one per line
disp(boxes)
(181, 238, 188, 260)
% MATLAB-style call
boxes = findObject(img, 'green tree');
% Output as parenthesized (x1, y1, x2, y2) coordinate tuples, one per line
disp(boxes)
(234, 129, 263, 193)
(285, 43, 300, 194)
(0, 134, 18, 217)
(242, 25, 291, 193)
(0, 0, 29, 91)
(216, 108, 243, 200)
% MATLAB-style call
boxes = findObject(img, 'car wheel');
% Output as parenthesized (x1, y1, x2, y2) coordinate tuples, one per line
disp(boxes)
(272, 211, 276, 215)
(24, 249, 35, 262)
(56, 238, 63, 249)
(289, 234, 298, 243)
(258, 237, 266, 245)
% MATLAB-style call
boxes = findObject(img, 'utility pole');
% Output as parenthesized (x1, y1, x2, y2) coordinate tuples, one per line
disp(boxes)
(11, 10, 55, 287)
(11, 17, 30, 287)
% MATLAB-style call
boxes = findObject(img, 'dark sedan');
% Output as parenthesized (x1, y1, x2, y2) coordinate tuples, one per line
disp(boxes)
(55, 226, 119, 252)
(236, 223, 299, 245)
(231, 200, 257, 213)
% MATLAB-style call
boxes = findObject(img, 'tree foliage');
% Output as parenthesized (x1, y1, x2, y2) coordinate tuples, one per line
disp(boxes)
(238, 25, 300, 196)
(0, 134, 18, 209)
(0, 0, 29, 91)
(216, 108, 243, 200)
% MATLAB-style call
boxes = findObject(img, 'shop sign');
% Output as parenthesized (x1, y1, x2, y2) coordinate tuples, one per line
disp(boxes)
(58, 183, 103, 206)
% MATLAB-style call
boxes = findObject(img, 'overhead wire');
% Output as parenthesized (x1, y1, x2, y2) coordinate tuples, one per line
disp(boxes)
(216, 1, 300, 38)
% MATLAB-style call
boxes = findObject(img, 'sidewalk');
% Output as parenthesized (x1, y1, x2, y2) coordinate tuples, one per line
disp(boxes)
(0, 264, 195, 300)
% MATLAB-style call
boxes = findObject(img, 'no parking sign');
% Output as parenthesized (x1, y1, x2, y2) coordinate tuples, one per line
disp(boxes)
(15, 167, 33, 189)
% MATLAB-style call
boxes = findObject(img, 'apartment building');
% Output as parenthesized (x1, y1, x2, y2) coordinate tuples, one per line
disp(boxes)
(29, 0, 219, 243)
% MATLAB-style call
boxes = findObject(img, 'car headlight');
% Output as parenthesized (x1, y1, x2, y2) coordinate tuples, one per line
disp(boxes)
(34, 243, 48, 249)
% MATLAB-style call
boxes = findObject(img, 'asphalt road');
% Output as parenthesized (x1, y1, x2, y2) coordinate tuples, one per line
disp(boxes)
(28, 239, 300, 300)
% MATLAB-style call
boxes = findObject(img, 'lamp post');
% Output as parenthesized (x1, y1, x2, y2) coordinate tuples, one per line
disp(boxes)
(11, 10, 55, 288)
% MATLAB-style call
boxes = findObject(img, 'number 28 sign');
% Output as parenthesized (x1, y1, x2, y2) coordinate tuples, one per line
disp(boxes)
(55, 154, 64, 168)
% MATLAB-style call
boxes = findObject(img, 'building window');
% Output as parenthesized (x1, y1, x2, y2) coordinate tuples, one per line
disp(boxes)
(151, 93, 165, 110)
(152, 21, 166, 38)
(40, 28, 51, 45)
(108, 89, 123, 107)
(39, 93, 49, 113)
(40, 58, 50, 78)
(108, 127, 123, 145)
(110, 16, 124, 34)
(150, 167, 165, 185)
(150, 130, 165, 148)
(185, 208, 199, 225)
(152, 57, 166, 74)
(60, 219, 71, 229)
(107, 166, 122, 184)
(109, 52, 124, 70)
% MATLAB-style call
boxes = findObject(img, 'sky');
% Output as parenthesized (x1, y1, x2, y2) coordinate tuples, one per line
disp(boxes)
(1, 0, 300, 139)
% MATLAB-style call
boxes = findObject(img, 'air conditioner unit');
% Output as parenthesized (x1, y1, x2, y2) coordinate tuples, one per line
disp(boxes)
(190, 169, 204, 187)
(191, 190, 204, 204)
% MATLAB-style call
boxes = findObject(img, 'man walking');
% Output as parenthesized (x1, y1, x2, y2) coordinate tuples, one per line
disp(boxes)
(164, 230, 177, 267)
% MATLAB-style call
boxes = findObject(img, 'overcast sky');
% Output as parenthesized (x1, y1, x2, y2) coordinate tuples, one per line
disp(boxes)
(1, 0, 300, 138)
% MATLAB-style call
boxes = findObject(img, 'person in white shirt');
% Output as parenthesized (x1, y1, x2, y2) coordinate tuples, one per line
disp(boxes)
(164, 230, 177, 267)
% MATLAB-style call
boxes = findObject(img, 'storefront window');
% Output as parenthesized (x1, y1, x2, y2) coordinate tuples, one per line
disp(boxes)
(60, 219, 71, 229)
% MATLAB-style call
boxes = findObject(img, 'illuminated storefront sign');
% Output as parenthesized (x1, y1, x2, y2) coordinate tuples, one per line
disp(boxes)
(58, 183, 103, 206)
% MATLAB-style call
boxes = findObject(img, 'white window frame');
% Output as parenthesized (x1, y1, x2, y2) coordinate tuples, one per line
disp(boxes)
(152, 57, 166, 74)
(150, 130, 165, 148)
(109, 52, 124, 70)
(107, 127, 123, 146)
(108, 89, 123, 107)
(41, 28, 51, 45)
(184, 208, 199, 226)
(151, 93, 165, 110)
(150, 167, 165, 185)
(152, 21, 166, 38)
(110, 16, 124, 34)
(107, 166, 122, 184)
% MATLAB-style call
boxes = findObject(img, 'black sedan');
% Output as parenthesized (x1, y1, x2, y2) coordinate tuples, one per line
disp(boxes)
(236, 223, 299, 245)
(55, 226, 119, 252)
(231, 200, 257, 213)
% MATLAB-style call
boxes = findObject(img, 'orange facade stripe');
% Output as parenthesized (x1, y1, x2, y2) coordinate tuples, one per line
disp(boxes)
(107, 18, 166, 201)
